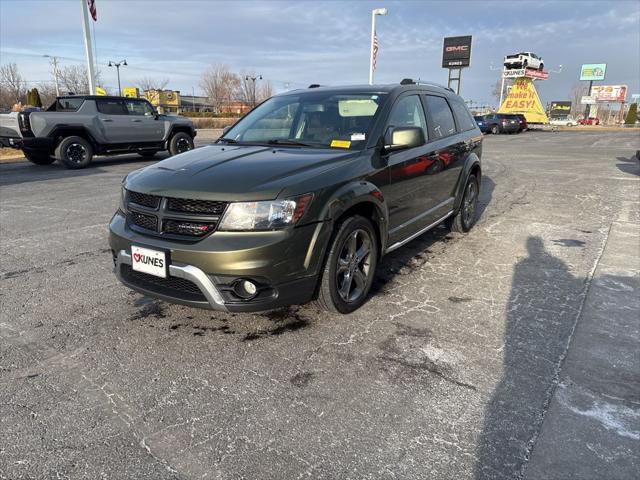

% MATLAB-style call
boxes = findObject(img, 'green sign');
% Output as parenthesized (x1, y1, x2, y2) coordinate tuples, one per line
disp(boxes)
(580, 63, 606, 81)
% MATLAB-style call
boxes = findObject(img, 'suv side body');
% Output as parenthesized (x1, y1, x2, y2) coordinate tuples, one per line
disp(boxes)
(3, 96, 196, 168)
(109, 82, 483, 313)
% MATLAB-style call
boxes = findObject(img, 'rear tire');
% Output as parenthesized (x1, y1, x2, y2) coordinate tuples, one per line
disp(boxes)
(24, 150, 55, 165)
(539, 63, 544, 71)
(315, 215, 378, 314)
(168, 132, 194, 156)
(55, 136, 93, 169)
(447, 174, 479, 233)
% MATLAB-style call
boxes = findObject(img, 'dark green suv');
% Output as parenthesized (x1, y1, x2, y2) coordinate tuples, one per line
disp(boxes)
(109, 80, 482, 313)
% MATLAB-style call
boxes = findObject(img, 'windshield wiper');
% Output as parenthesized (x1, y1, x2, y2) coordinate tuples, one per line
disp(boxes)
(217, 137, 238, 144)
(266, 139, 319, 147)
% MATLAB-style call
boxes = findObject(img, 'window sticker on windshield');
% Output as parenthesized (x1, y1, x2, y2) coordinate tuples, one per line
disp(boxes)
(330, 140, 351, 148)
(351, 133, 366, 141)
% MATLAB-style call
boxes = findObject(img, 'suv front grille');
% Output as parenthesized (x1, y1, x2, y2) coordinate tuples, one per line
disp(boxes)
(125, 189, 227, 240)
(130, 211, 158, 231)
(167, 197, 226, 215)
(127, 191, 161, 209)
(120, 264, 206, 302)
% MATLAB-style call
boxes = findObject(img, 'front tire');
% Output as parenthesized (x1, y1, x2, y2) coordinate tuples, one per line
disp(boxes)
(168, 132, 194, 156)
(447, 174, 479, 233)
(315, 215, 378, 314)
(55, 136, 93, 169)
(24, 150, 55, 165)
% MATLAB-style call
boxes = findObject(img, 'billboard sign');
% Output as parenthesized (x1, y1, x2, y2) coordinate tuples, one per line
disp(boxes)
(591, 85, 627, 102)
(123, 87, 140, 98)
(503, 68, 549, 80)
(498, 77, 548, 123)
(580, 63, 606, 81)
(442, 36, 472, 68)
(550, 101, 571, 117)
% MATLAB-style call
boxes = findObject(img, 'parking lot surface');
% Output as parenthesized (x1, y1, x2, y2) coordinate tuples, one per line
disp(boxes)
(1, 131, 638, 479)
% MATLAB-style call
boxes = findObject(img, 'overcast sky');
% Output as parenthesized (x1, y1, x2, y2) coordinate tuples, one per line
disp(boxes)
(1, 0, 639, 105)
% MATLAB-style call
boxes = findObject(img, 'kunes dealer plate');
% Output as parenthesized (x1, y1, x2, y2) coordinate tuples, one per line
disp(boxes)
(131, 245, 167, 278)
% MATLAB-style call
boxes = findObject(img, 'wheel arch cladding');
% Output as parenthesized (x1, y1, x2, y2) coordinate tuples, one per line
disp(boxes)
(51, 127, 97, 149)
(454, 154, 481, 211)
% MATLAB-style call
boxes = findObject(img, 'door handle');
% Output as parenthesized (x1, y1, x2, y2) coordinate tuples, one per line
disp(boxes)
(131, 119, 142, 123)
(101, 118, 113, 122)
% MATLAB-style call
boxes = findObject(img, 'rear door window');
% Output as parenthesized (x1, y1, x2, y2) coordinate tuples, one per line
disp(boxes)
(450, 100, 476, 132)
(96, 99, 128, 115)
(424, 95, 456, 139)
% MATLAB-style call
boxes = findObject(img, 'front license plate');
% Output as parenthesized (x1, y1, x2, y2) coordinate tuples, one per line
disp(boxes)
(131, 245, 167, 278)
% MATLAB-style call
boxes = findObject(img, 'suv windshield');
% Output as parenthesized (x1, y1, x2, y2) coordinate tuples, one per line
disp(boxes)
(221, 92, 387, 149)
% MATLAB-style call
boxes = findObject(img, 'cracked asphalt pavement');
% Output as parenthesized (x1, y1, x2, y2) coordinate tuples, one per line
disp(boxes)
(1, 131, 639, 479)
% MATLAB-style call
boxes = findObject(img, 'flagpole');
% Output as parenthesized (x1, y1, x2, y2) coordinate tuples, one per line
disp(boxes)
(369, 8, 388, 85)
(81, 0, 97, 94)
(369, 10, 376, 85)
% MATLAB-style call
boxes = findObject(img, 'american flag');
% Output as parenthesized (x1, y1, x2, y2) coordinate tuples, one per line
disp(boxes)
(372, 32, 379, 71)
(87, 0, 97, 21)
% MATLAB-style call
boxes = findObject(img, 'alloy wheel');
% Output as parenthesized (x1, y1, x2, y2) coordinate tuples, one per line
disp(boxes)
(336, 228, 373, 303)
(67, 143, 88, 164)
(176, 138, 191, 153)
(462, 180, 478, 227)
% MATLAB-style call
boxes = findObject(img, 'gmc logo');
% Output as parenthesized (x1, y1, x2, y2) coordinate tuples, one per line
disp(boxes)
(446, 46, 469, 52)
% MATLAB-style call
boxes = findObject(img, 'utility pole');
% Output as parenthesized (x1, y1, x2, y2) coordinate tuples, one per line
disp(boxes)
(192, 86, 196, 112)
(44, 55, 60, 96)
(583, 80, 593, 120)
(80, 0, 97, 94)
(108, 59, 127, 96)
(245, 75, 262, 107)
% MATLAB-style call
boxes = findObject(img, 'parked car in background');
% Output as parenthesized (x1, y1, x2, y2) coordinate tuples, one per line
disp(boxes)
(0, 95, 196, 168)
(578, 117, 600, 125)
(504, 52, 544, 71)
(501, 113, 528, 132)
(550, 116, 578, 127)
(483, 113, 520, 134)
(474, 115, 490, 133)
(109, 80, 483, 314)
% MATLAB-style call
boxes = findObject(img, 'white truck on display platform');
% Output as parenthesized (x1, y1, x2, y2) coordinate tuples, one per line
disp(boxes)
(504, 52, 544, 71)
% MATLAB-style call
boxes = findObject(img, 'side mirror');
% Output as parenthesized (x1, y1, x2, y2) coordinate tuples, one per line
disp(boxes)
(383, 126, 425, 153)
(222, 125, 231, 135)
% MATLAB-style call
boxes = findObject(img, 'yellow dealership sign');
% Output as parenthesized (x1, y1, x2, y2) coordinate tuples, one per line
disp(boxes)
(498, 77, 548, 123)
(123, 87, 140, 98)
(95, 86, 107, 96)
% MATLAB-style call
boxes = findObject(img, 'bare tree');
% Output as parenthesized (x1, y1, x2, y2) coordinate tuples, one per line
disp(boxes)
(136, 76, 169, 92)
(0, 63, 26, 109)
(200, 64, 239, 112)
(36, 82, 58, 108)
(569, 82, 588, 117)
(57, 65, 101, 95)
(257, 80, 273, 103)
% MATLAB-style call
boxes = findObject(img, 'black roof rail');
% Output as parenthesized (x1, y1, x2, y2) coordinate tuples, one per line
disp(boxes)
(400, 78, 456, 93)
(400, 78, 414, 85)
(308, 84, 321, 88)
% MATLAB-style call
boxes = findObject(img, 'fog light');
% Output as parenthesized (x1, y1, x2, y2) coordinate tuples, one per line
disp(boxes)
(233, 279, 258, 299)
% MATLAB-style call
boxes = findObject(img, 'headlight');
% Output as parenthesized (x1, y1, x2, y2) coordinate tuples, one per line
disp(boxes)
(120, 186, 128, 213)
(218, 193, 313, 231)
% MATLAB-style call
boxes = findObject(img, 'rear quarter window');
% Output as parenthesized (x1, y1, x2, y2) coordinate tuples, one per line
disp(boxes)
(47, 98, 85, 112)
(424, 95, 456, 139)
(450, 100, 477, 132)
(96, 99, 128, 115)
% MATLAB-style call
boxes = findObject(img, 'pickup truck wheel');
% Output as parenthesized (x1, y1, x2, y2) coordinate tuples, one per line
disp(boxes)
(491, 124, 500, 134)
(168, 132, 194, 156)
(55, 136, 93, 169)
(138, 150, 158, 158)
(539, 63, 544, 71)
(447, 174, 479, 233)
(315, 215, 378, 314)
(24, 151, 55, 165)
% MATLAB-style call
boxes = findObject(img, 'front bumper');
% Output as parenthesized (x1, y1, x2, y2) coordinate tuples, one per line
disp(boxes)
(109, 211, 330, 312)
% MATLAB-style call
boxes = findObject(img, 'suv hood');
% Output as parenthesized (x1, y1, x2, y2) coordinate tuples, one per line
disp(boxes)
(126, 144, 360, 201)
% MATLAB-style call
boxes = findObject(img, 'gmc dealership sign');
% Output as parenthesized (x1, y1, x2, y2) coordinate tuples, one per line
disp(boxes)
(442, 36, 473, 68)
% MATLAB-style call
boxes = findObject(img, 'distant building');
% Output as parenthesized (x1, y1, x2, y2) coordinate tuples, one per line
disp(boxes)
(144, 89, 181, 113)
(179, 95, 214, 113)
(218, 101, 252, 115)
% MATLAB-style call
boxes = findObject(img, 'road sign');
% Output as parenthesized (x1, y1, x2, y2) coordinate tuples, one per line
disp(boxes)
(581, 96, 596, 104)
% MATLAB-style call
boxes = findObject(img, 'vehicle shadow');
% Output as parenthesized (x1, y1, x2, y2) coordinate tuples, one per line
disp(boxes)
(474, 236, 584, 479)
(615, 155, 639, 176)
(0, 154, 166, 187)
(371, 173, 496, 295)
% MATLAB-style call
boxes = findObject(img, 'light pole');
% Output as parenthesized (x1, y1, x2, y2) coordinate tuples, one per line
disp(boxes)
(245, 74, 262, 107)
(369, 8, 388, 85)
(490, 62, 505, 109)
(43, 55, 60, 96)
(108, 59, 127, 96)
